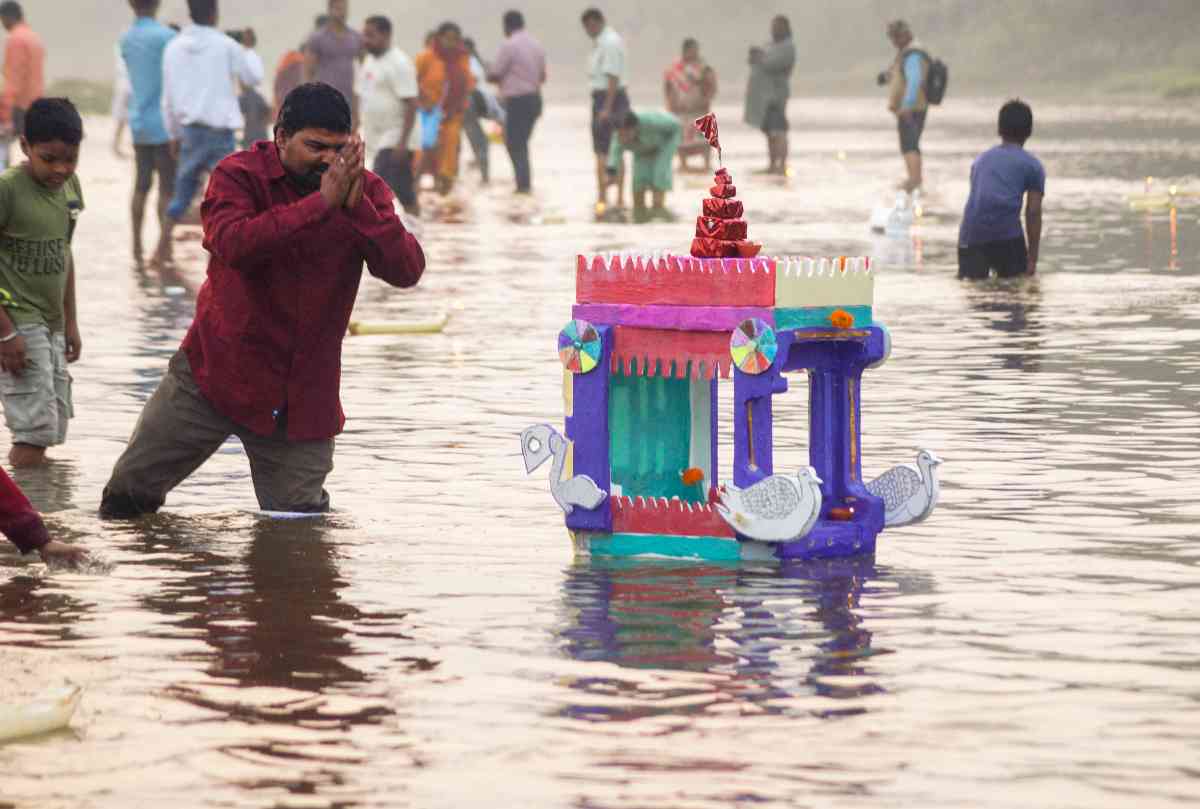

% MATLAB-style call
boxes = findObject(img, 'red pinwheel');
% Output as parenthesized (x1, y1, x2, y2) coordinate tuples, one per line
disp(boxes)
(694, 112, 721, 164)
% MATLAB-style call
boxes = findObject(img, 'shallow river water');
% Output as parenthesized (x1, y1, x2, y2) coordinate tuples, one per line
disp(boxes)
(2, 98, 1199, 808)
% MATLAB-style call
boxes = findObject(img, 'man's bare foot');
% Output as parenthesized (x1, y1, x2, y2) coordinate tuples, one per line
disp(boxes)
(149, 246, 174, 269)
(39, 540, 89, 567)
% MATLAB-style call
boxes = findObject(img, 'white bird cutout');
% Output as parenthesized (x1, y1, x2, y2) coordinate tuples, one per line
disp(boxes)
(866, 449, 943, 527)
(714, 467, 824, 543)
(520, 424, 607, 515)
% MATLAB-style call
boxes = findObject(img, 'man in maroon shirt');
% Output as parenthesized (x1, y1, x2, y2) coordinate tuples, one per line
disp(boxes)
(100, 82, 425, 518)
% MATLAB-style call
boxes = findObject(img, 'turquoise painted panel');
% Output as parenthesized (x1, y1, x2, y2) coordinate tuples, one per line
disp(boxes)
(776, 305, 873, 330)
(590, 533, 742, 561)
(609, 373, 698, 501)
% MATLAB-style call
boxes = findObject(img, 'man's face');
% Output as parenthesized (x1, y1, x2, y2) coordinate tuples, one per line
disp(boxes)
(771, 18, 788, 42)
(889, 29, 911, 50)
(0, 15, 16, 31)
(618, 125, 637, 147)
(683, 43, 699, 63)
(329, 0, 348, 24)
(363, 23, 389, 56)
(438, 29, 461, 51)
(582, 18, 603, 39)
(276, 128, 350, 186)
(21, 139, 80, 191)
(129, 0, 160, 15)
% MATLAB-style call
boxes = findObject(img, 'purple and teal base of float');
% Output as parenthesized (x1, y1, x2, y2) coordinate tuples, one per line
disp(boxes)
(573, 531, 881, 563)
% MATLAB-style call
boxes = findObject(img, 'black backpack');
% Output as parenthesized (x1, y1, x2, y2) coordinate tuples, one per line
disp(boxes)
(909, 49, 949, 105)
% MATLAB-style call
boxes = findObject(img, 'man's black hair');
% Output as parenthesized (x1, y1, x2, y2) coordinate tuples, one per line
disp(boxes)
(682, 37, 697, 53)
(437, 21, 461, 37)
(187, 0, 216, 25)
(365, 15, 391, 36)
(581, 8, 604, 25)
(276, 82, 352, 136)
(0, 1, 23, 20)
(132, 0, 159, 14)
(314, 14, 329, 29)
(999, 99, 1033, 142)
(24, 98, 84, 146)
(503, 10, 524, 32)
(619, 110, 639, 129)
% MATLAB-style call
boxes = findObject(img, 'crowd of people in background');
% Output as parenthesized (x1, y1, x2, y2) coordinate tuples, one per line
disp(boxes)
(23, 0, 928, 239)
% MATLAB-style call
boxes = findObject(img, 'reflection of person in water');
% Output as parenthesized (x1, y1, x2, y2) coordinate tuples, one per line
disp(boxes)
(962, 279, 1043, 373)
(556, 557, 887, 718)
(135, 518, 364, 690)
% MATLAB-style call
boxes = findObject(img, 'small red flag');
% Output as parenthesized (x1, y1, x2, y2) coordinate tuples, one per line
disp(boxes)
(694, 113, 721, 163)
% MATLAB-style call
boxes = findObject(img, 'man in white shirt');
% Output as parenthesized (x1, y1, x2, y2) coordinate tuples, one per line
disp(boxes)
(153, 0, 263, 268)
(581, 8, 629, 211)
(357, 15, 419, 216)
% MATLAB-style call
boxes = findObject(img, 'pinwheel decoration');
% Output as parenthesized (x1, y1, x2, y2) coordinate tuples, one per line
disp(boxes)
(730, 318, 777, 375)
(558, 319, 602, 374)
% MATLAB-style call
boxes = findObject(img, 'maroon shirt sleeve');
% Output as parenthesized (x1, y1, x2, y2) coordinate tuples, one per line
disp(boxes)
(202, 164, 333, 269)
(338, 176, 426, 288)
(0, 468, 49, 555)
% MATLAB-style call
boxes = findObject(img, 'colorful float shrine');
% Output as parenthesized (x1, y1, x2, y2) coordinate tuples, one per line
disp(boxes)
(521, 116, 941, 563)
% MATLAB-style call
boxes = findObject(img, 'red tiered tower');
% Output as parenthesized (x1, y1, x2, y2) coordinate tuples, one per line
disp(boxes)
(689, 168, 762, 259)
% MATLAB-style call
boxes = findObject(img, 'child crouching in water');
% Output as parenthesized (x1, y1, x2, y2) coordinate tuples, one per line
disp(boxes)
(0, 466, 85, 563)
(958, 99, 1044, 279)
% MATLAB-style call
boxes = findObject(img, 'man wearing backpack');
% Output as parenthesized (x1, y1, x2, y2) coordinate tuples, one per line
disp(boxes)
(885, 19, 938, 192)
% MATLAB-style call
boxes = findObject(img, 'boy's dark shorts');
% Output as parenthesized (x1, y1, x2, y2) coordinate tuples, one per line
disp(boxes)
(373, 148, 417, 210)
(958, 238, 1028, 280)
(898, 110, 927, 154)
(591, 88, 631, 156)
(133, 143, 178, 195)
(761, 102, 788, 134)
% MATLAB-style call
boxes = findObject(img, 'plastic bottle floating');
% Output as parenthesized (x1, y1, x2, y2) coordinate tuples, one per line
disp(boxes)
(870, 190, 920, 235)
(519, 113, 942, 563)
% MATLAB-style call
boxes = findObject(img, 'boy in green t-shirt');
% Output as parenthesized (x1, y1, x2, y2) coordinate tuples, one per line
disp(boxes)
(0, 98, 84, 467)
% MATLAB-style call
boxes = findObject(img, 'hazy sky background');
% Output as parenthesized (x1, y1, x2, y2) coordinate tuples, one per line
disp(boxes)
(27, 0, 1200, 101)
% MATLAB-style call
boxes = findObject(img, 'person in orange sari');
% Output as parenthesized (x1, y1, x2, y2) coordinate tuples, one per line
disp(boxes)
(415, 22, 474, 195)
(664, 38, 716, 173)
(413, 31, 440, 188)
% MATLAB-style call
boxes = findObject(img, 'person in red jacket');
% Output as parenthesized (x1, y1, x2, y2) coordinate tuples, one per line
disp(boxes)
(0, 467, 87, 563)
(99, 82, 425, 518)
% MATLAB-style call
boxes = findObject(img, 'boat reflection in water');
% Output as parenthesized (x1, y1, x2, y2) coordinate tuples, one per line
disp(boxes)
(555, 555, 929, 722)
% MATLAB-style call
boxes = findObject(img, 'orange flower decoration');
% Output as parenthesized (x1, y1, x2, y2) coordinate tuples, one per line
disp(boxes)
(829, 309, 855, 329)
(681, 468, 705, 486)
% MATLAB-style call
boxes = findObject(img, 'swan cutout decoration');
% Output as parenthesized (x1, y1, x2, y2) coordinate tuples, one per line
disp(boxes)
(866, 449, 943, 527)
(714, 467, 824, 542)
(520, 424, 607, 515)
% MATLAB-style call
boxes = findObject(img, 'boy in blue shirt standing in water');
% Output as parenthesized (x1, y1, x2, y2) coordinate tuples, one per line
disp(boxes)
(958, 100, 1044, 279)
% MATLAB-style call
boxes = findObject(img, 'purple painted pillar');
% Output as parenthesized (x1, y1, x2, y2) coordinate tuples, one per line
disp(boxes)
(709, 376, 719, 491)
(565, 325, 612, 533)
(732, 332, 790, 488)
(808, 369, 844, 500)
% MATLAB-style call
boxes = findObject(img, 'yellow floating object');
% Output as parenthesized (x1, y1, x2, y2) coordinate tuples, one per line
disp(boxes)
(0, 686, 82, 743)
(347, 312, 450, 336)
(1127, 189, 1200, 210)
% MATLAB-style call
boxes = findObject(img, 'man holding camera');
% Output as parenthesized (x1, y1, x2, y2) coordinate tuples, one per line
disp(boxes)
(883, 19, 929, 193)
